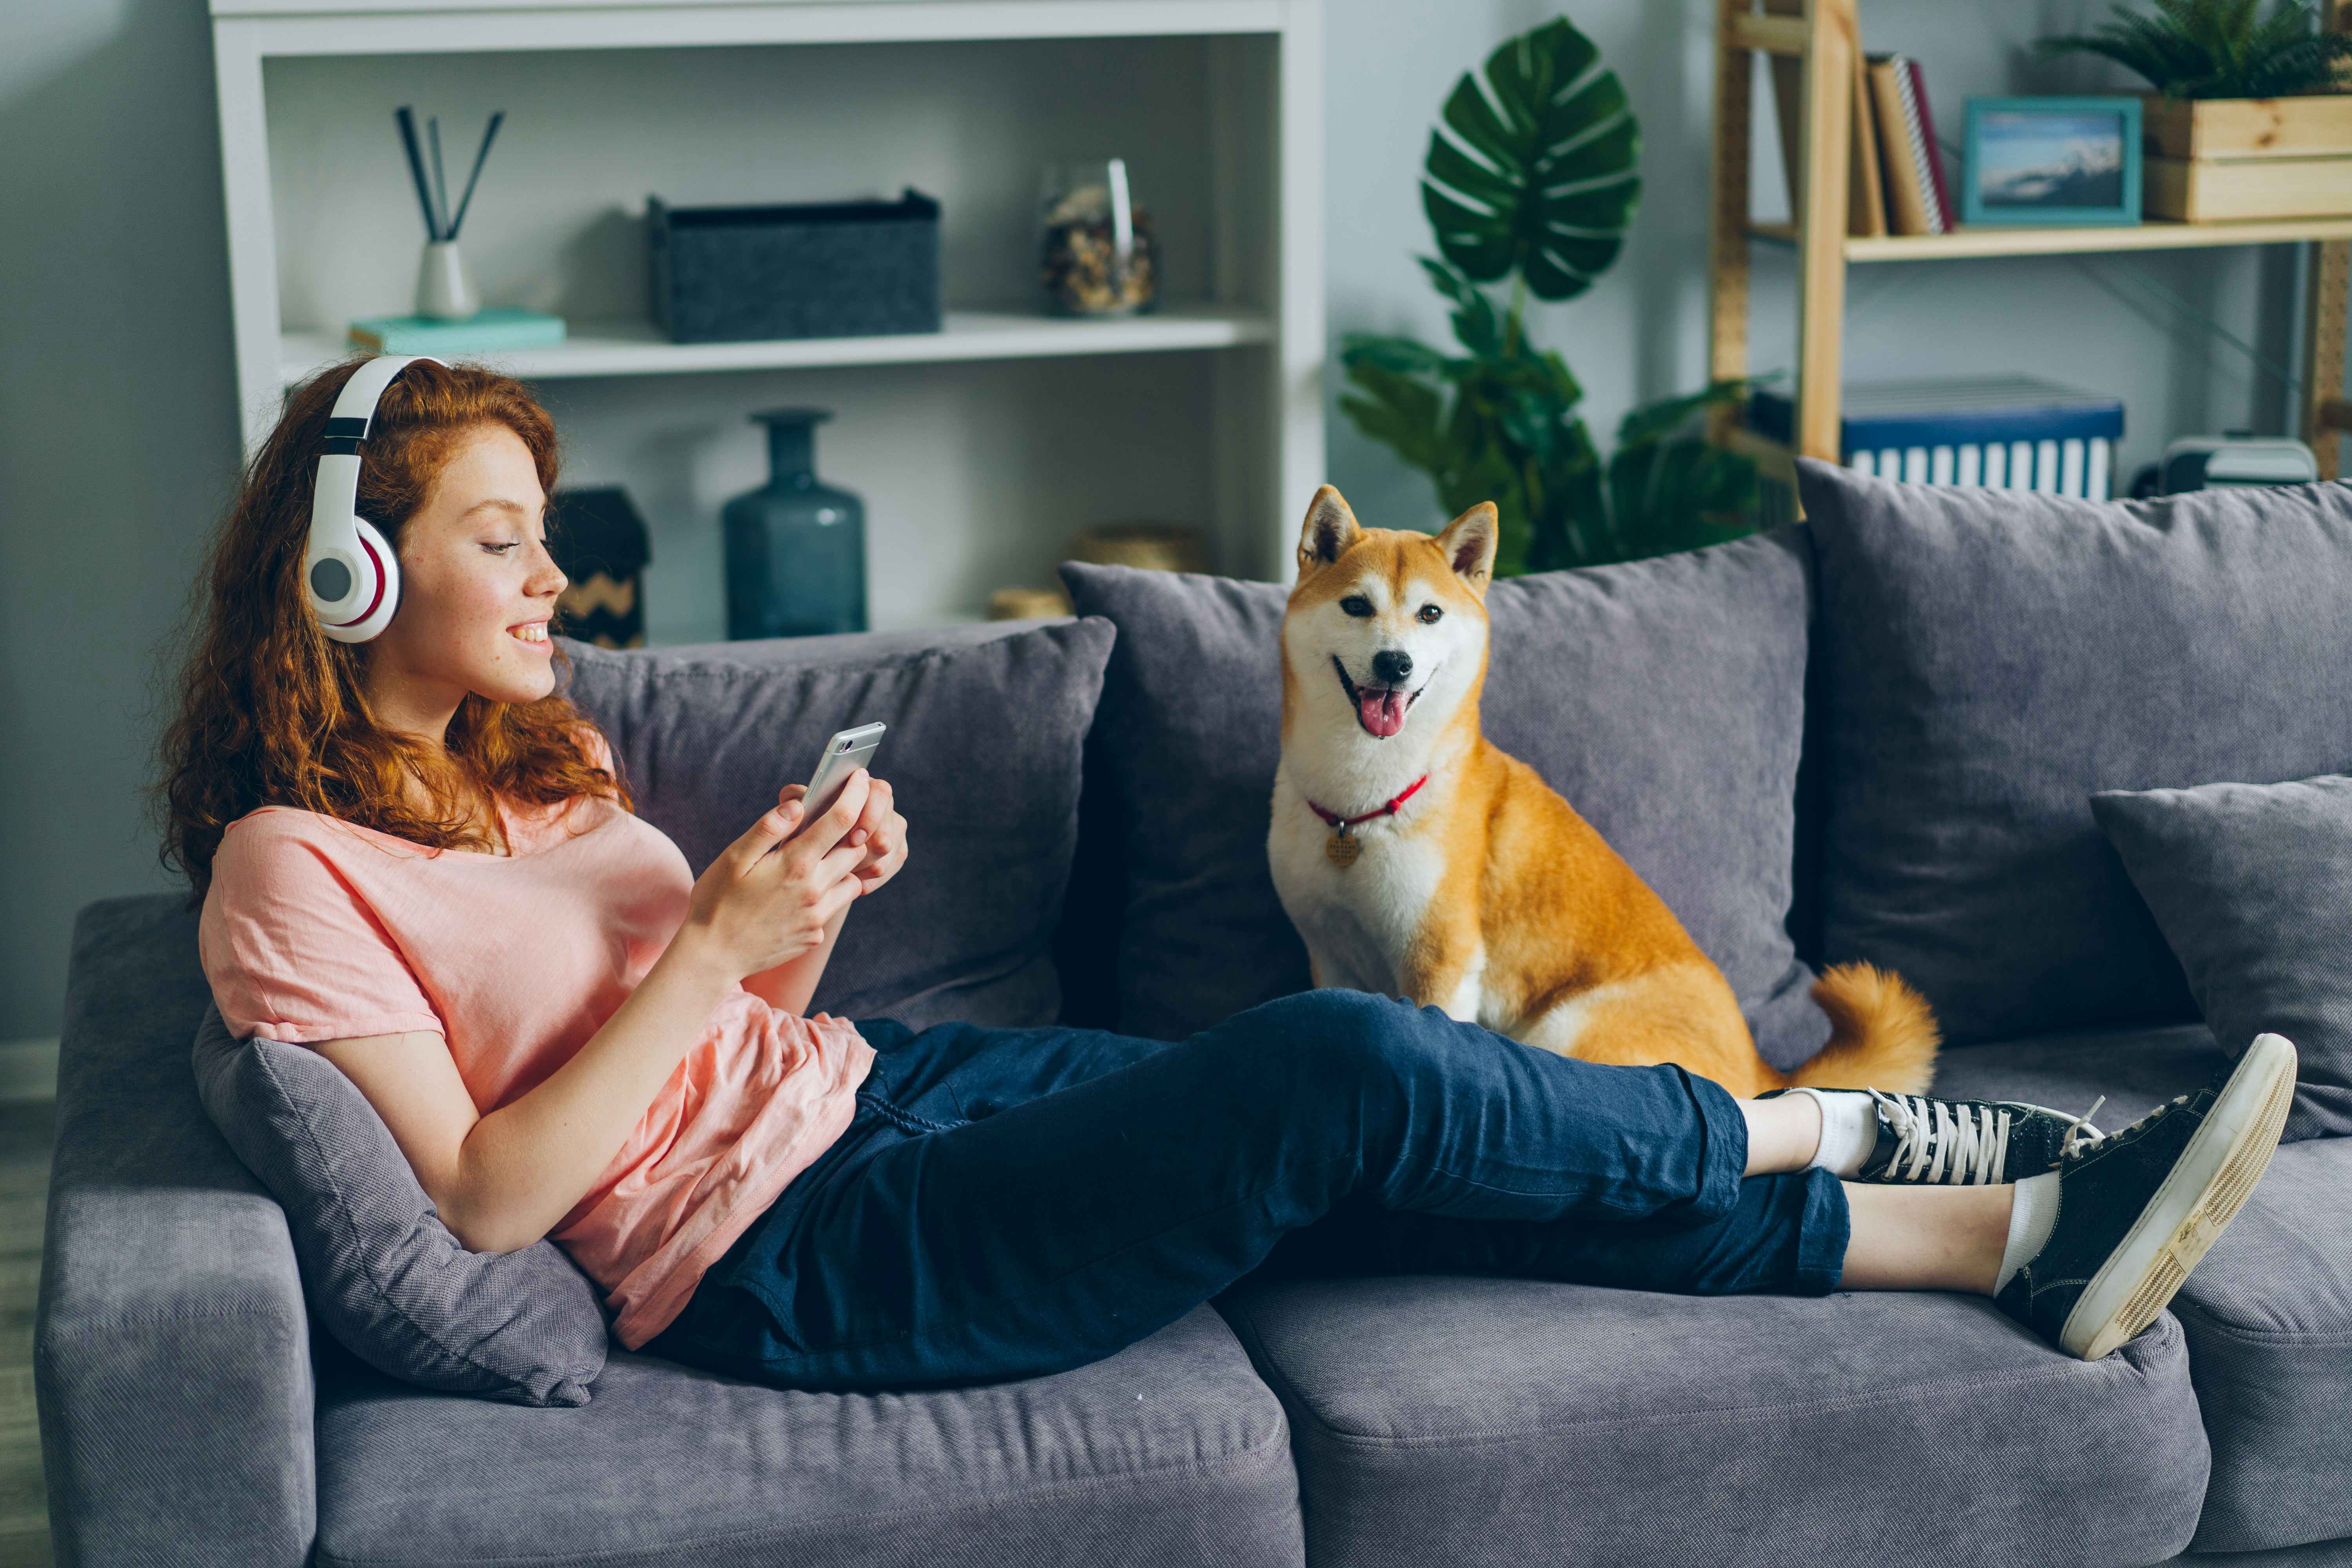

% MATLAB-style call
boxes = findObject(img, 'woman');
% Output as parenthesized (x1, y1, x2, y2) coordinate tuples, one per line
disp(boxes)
(163, 359, 2292, 1391)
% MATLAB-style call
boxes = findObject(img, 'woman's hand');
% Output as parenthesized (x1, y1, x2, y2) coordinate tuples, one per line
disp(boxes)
(677, 772, 873, 982)
(847, 777, 909, 896)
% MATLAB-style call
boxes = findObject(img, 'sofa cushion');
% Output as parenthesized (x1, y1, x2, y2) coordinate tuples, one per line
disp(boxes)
(1933, 1022, 2352, 1554)
(2172, 1136, 2352, 1553)
(1799, 462, 2352, 1045)
(1217, 1272, 2206, 1568)
(1061, 531, 1826, 1063)
(191, 1003, 608, 1407)
(310, 1304, 1301, 1568)
(2093, 773, 2352, 1140)
(561, 620, 1114, 1029)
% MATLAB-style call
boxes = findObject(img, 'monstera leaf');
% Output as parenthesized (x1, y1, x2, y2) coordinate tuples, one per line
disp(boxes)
(1420, 17, 1642, 303)
(1341, 18, 1758, 575)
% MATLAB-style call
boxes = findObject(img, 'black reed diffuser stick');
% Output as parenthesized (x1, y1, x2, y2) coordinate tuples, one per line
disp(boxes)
(394, 107, 441, 241)
(448, 112, 505, 240)
(427, 117, 451, 240)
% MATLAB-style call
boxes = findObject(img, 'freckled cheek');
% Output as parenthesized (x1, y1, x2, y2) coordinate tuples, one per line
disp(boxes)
(453, 577, 519, 639)
(398, 564, 512, 650)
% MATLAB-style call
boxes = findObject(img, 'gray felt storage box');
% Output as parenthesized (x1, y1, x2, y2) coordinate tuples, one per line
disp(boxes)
(648, 189, 942, 344)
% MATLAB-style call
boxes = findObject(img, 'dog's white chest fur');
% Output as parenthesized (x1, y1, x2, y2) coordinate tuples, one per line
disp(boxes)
(1269, 766, 1455, 1000)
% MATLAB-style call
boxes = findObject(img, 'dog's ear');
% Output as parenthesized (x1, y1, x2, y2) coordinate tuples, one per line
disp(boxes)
(1435, 503, 1499, 593)
(1296, 486, 1362, 577)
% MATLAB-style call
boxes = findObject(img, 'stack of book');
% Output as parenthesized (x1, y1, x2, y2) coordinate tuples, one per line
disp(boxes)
(1749, 377, 2126, 500)
(347, 308, 567, 356)
(1766, 1, 1954, 237)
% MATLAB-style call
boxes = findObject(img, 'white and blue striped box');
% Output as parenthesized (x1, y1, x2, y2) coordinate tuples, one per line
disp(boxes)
(1751, 377, 2126, 500)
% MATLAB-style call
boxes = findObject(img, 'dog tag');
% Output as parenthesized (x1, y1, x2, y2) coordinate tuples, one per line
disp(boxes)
(1325, 827, 1361, 867)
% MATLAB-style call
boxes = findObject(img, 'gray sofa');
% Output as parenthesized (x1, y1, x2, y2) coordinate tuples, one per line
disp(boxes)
(36, 465, 2352, 1566)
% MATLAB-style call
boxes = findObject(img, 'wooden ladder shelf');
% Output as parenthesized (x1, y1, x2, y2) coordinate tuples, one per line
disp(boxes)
(1708, 0, 2352, 483)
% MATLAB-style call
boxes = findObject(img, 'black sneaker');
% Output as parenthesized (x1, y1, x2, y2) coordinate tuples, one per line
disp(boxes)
(1756, 1088, 2107, 1185)
(1997, 1033, 2297, 1361)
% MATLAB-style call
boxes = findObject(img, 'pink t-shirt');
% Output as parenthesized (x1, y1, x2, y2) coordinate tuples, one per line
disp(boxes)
(198, 768, 874, 1349)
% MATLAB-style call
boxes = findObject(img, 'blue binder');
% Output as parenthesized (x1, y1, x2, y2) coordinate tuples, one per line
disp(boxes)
(1750, 376, 2126, 499)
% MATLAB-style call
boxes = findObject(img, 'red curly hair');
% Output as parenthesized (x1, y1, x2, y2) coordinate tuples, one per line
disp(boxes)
(160, 358, 627, 898)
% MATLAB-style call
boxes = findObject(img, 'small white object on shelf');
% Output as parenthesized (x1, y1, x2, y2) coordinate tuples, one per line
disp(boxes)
(416, 240, 479, 322)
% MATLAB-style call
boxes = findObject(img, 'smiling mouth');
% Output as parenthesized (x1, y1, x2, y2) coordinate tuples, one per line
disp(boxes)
(510, 622, 550, 645)
(1332, 656, 1420, 739)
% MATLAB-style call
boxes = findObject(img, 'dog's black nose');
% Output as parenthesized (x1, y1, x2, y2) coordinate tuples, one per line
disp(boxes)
(1371, 649, 1413, 685)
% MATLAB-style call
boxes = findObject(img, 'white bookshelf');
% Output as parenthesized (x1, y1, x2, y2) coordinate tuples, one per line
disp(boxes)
(209, 0, 1324, 635)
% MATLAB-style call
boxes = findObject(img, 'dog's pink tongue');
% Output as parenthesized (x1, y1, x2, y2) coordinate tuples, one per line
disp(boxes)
(1358, 689, 1407, 738)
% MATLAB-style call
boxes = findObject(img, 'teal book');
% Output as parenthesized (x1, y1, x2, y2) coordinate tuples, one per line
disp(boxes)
(347, 308, 567, 355)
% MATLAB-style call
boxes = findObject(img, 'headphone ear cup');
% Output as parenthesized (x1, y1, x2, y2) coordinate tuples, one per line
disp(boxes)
(316, 517, 401, 644)
(349, 517, 401, 641)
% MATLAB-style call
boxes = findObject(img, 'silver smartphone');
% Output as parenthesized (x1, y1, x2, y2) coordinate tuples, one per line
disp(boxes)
(802, 722, 887, 820)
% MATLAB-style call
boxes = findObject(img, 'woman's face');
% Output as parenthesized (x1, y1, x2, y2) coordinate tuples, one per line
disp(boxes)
(365, 423, 566, 731)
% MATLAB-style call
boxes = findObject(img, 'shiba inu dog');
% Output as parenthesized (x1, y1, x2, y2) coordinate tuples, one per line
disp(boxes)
(1267, 486, 1938, 1098)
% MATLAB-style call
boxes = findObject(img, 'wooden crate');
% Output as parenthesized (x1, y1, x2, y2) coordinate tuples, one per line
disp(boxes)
(2146, 152, 2352, 220)
(2141, 94, 2352, 221)
(2143, 94, 2352, 160)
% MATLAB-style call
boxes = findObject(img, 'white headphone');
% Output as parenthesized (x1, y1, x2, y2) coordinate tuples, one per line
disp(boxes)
(305, 354, 444, 643)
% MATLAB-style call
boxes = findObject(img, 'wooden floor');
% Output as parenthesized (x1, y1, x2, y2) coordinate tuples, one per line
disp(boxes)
(0, 1102, 53, 1568)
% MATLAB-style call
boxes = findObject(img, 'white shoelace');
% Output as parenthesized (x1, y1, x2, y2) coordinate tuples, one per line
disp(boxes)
(1868, 1091, 2011, 1183)
(1864, 1092, 2111, 1183)
(2063, 1093, 2200, 1163)
(2061, 1096, 2109, 1160)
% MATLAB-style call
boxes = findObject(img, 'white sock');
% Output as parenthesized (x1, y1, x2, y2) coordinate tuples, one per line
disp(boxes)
(1995, 1172, 2062, 1296)
(1784, 1088, 1879, 1178)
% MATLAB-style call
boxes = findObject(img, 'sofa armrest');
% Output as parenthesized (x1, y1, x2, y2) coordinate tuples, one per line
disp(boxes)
(34, 896, 315, 1568)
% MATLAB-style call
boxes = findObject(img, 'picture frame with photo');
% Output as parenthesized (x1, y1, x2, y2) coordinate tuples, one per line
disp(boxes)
(1962, 96, 2143, 227)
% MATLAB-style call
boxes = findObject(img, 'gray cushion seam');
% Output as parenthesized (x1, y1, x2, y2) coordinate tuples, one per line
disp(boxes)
(309, 1437, 1290, 1568)
(40, 1303, 304, 1343)
(254, 1043, 592, 1385)
(2173, 1299, 2352, 1346)
(596, 622, 1102, 688)
(1270, 1338, 2171, 1449)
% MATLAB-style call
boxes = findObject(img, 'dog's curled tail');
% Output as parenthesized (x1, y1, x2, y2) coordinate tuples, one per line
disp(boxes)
(1784, 963, 1941, 1095)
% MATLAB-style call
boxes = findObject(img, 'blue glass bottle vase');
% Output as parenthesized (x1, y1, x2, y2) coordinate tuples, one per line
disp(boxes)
(722, 408, 867, 640)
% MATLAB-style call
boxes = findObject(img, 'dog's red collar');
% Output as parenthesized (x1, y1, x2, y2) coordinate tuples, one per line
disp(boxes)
(1306, 775, 1428, 831)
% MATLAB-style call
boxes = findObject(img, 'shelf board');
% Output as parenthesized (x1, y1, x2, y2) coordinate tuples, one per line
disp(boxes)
(278, 304, 1274, 383)
(212, 0, 1285, 52)
(1746, 216, 2352, 261)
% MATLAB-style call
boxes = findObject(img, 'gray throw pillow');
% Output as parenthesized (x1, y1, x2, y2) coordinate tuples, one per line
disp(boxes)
(2092, 775, 2352, 1141)
(189, 1004, 608, 1405)
(1800, 461, 2352, 1045)
(1061, 530, 1826, 1064)
(562, 620, 1115, 1029)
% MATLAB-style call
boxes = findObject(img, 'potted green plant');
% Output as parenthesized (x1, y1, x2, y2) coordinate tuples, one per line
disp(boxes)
(1338, 17, 1760, 576)
(2038, 0, 2352, 221)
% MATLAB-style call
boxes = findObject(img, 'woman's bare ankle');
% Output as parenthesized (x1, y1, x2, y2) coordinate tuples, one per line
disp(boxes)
(1740, 1094, 1823, 1176)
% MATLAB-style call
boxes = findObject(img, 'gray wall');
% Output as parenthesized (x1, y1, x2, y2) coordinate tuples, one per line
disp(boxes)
(1, 0, 242, 1040)
(0, 0, 2330, 1039)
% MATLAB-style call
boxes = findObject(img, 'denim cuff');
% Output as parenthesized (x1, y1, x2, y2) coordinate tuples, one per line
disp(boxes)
(1681, 1067, 1751, 1225)
(1790, 1166, 1852, 1296)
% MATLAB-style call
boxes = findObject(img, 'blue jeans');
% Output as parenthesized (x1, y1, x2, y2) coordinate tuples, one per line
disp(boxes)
(648, 991, 1849, 1392)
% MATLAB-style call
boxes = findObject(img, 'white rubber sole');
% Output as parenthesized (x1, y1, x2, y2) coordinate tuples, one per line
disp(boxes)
(2061, 1033, 2298, 1361)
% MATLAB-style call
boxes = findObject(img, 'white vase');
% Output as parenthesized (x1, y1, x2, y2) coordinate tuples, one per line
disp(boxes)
(416, 240, 479, 322)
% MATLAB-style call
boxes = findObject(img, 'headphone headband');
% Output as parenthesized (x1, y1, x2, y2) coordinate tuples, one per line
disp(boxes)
(305, 356, 443, 643)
